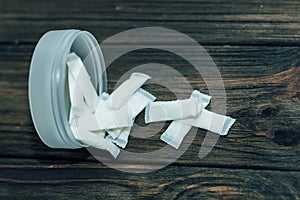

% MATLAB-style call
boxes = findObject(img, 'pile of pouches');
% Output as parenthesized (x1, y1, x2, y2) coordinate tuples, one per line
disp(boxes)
(67, 53, 236, 158)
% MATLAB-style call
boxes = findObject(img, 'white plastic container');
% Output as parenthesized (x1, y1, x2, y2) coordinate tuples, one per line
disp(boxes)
(29, 30, 106, 148)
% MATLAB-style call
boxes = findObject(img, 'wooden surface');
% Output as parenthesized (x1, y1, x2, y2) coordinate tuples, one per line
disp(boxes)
(0, 0, 299, 199)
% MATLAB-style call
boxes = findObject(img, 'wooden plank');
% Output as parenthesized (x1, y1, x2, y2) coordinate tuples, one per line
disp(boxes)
(0, 44, 299, 170)
(0, 162, 299, 199)
(1, 1, 299, 199)
(1, 0, 300, 45)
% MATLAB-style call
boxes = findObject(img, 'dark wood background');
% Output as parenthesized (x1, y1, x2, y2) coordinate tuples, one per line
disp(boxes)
(0, 0, 299, 199)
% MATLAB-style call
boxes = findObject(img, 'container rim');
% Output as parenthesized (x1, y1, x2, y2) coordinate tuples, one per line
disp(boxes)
(29, 29, 107, 149)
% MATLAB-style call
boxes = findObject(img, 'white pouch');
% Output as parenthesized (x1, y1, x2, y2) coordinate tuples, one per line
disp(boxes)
(75, 127, 120, 158)
(145, 92, 201, 123)
(106, 127, 131, 149)
(182, 109, 236, 136)
(90, 88, 156, 131)
(104, 73, 151, 110)
(159, 90, 235, 149)
(106, 89, 156, 147)
(160, 121, 192, 149)
(67, 53, 98, 112)
(67, 53, 119, 158)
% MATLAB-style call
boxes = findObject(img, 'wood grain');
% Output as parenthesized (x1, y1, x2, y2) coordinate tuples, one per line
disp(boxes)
(1, 0, 300, 45)
(0, 44, 299, 171)
(0, 162, 299, 199)
(1, 0, 300, 199)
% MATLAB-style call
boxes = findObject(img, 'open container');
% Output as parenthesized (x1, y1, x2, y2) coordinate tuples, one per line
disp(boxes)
(29, 30, 107, 149)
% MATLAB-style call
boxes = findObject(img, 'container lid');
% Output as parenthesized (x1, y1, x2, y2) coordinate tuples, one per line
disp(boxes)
(29, 30, 107, 149)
